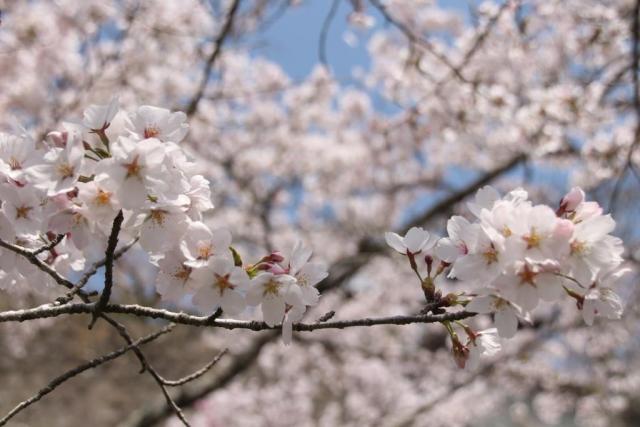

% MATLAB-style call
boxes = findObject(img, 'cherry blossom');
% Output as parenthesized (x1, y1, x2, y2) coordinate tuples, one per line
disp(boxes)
(385, 227, 436, 255)
(191, 257, 249, 315)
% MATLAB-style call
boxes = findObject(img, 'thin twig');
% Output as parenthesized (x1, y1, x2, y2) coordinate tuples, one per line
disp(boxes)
(185, 0, 242, 116)
(32, 234, 65, 256)
(369, 0, 469, 83)
(101, 316, 191, 426)
(161, 349, 228, 387)
(0, 238, 92, 301)
(0, 325, 174, 427)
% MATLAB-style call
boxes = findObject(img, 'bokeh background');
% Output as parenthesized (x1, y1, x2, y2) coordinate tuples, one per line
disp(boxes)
(0, 1, 639, 426)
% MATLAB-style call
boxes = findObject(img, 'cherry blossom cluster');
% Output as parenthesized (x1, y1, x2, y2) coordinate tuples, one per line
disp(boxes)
(386, 186, 626, 368)
(0, 100, 327, 343)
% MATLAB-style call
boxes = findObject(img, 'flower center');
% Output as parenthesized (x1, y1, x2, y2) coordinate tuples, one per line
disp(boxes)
(482, 245, 498, 265)
(123, 155, 142, 179)
(173, 264, 192, 283)
(57, 162, 75, 179)
(197, 244, 213, 260)
(8, 157, 21, 170)
(264, 279, 280, 295)
(94, 189, 112, 206)
(215, 274, 233, 293)
(522, 228, 541, 249)
(149, 209, 167, 226)
(144, 126, 160, 139)
(518, 264, 537, 286)
(570, 240, 585, 255)
(15, 205, 32, 219)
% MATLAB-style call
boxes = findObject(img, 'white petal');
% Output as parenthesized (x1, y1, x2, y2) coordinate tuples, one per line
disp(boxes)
(466, 296, 494, 314)
(385, 232, 406, 253)
(495, 308, 518, 338)
(262, 296, 285, 327)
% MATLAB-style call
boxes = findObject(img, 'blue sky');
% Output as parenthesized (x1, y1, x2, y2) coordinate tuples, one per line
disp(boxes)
(254, 0, 472, 82)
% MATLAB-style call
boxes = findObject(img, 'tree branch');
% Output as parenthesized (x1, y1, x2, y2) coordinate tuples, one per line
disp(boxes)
(160, 349, 228, 387)
(90, 210, 125, 329)
(0, 301, 474, 330)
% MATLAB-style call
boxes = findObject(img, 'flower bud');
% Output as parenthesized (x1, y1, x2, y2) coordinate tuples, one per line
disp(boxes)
(46, 131, 68, 148)
(558, 187, 584, 214)
(451, 338, 470, 369)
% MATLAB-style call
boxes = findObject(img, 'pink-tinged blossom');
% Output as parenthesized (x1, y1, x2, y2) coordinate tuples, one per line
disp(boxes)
(184, 175, 214, 220)
(579, 267, 627, 326)
(83, 98, 119, 131)
(191, 257, 249, 315)
(285, 240, 329, 306)
(28, 133, 84, 195)
(126, 105, 189, 142)
(134, 204, 190, 254)
(180, 221, 232, 268)
(155, 248, 199, 302)
(448, 225, 506, 285)
(0, 184, 44, 234)
(247, 273, 304, 327)
(0, 133, 41, 183)
(385, 227, 436, 255)
(502, 204, 571, 263)
(467, 294, 524, 339)
(76, 176, 121, 231)
(466, 328, 501, 370)
(567, 213, 623, 286)
(48, 203, 92, 250)
(96, 137, 167, 209)
(493, 261, 564, 312)
(435, 216, 478, 263)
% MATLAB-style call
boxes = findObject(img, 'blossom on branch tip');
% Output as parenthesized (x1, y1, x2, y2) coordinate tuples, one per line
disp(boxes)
(83, 98, 119, 132)
(126, 105, 189, 142)
(385, 226, 436, 255)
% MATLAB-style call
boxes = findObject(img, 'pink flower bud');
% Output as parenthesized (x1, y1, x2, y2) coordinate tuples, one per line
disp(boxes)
(559, 187, 584, 213)
(451, 339, 470, 369)
(266, 251, 285, 263)
(46, 131, 68, 148)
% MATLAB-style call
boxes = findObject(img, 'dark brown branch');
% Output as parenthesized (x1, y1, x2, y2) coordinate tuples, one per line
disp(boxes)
(185, 0, 242, 116)
(0, 324, 174, 427)
(90, 210, 124, 329)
